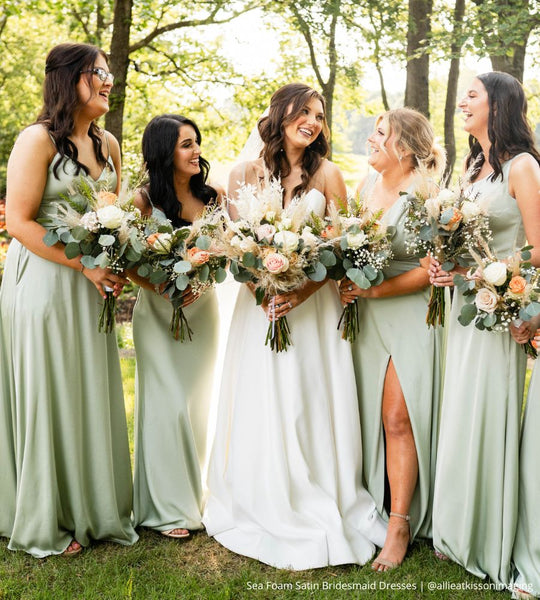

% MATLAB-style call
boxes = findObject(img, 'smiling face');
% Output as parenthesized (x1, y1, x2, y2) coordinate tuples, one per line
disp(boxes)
(367, 117, 401, 173)
(173, 124, 201, 177)
(458, 78, 490, 138)
(283, 97, 324, 151)
(76, 54, 113, 119)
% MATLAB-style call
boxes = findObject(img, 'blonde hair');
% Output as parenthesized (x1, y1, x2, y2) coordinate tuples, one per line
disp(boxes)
(376, 108, 446, 179)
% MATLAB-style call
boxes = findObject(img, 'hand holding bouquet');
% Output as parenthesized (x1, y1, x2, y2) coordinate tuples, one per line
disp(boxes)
(404, 183, 492, 327)
(39, 175, 146, 332)
(216, 178, 334, 352)
(454, 246, 540, 358)
(322, 197, 393, 342)
(136, 208, 227, 341)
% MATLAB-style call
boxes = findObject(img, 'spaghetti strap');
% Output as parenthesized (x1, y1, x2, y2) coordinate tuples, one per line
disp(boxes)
(104, 132, 111, 159)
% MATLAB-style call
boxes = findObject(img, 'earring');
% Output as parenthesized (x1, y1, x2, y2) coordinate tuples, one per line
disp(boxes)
(398, 154, 403, 161)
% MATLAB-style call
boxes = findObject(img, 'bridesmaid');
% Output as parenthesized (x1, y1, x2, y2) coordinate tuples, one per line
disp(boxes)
(131, 114, 223, 538)
(511, 315, 540, 600)
(0, 43, 137, 557)
(340, 108, 445, 571)
(430, 72, 540, 587)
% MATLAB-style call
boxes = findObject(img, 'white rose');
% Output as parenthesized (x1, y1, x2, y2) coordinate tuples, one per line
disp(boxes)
(475, 288, 499, 313)
(300, 226, 318, 248)
(279, 217, 292, 230)
(265, 210, 276, 222)
(96, 205, 124, 229)
(274, 230, 300, 252)
(80, 211, 100, 232)
(239, 236, 258, 252)
(346, 231, 368, 249)
(424, 197, 441, 220)
(437, 188, 459, 205)
(483, 262, 508, 286)
(460, 200, 482, 223)
(255, 223, 276, 242)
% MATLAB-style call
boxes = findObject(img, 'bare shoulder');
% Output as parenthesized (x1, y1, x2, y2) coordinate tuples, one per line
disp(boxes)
(510, 152, 540, 176)
(228, 159, 262, 191)
(319, 158, 347, 205)
(209, 180, 226, 203)
(133, 186, 152, 216)
(12, 124, 55, 157)
(103, 130, 121, 160)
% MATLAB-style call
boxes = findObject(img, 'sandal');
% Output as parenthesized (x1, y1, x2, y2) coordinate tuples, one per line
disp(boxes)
(514, 588, 535, 600)
(434, 549, 449, 561)
(161, 528, 190, 539)
(62, 540, 82, 557)
(372, 512, 411, 572)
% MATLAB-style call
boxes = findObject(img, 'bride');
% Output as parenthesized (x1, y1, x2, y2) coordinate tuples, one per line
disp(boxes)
(203, 83, 386, 570)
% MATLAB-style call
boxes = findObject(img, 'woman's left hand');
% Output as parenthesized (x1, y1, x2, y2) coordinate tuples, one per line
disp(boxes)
(339, 279, 376, 304)
(268, 289, 309, 320)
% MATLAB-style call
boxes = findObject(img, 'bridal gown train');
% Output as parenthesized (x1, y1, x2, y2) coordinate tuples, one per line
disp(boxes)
(203, 188, 387, 570)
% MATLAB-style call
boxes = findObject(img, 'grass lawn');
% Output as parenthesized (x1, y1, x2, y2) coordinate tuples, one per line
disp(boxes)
(0, 353, 533, 600)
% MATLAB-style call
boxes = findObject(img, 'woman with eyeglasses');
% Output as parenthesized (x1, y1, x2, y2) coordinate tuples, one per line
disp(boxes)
(0, 42, 138, 557)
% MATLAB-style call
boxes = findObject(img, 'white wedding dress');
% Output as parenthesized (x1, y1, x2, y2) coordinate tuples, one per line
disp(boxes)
(203, 188, 386, 570)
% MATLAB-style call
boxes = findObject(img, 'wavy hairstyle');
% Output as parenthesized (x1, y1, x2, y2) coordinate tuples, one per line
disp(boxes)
(36, 43, 109, 179)
(376, 107, 446, 179)
(466, 71, 540, 181)
(258, 83, 330, 198)
(142, 114, 216, 226)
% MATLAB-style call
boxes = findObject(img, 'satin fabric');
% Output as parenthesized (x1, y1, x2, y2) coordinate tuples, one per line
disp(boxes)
(203, 188, 387, 570)
(433, 155, 529, 586)
(0, 155, 138, 557)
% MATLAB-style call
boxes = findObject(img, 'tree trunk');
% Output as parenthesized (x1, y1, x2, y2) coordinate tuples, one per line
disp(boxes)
(404, 0, 432, 117)
(443, 0, 465, 183)
(490, 46, 527, 82)
(105, 0, 132, 150)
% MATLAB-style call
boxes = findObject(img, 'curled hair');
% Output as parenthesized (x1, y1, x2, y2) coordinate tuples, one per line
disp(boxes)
(141, 114, 216, 226)
(258, 83, 330, 198)
(466, 72, 540, 180)
(376, 108, 446, 179)
(36, 43, 109, 179)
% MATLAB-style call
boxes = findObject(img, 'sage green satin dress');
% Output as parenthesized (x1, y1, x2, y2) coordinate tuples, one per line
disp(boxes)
(513, 361, 540, 596)
(132, 208, 219, 533)
(351, 185, 443, 540)
(0, 154, 138, 557)
(433, 155, 529, 586)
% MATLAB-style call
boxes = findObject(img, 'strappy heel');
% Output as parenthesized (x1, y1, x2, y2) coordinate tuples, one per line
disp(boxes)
(371, 512, 411, 571)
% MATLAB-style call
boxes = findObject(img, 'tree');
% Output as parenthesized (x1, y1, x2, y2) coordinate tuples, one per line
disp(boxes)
(404, 0, 432, 117)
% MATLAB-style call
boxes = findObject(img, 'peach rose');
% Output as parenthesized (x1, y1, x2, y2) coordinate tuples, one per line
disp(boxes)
(321, 225, 336, 239)
(475, 288, 499, 313)
(147, 232, 172, 253)
(187, 247, 210, 265)
(439, 207, 463, 232)
(97, 190, 118, 206)
(263, 252, 289, 274)
(508, 275, 527, 295)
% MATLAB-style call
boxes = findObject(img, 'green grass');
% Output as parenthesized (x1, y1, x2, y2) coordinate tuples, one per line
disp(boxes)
(0, 349, 534, 599)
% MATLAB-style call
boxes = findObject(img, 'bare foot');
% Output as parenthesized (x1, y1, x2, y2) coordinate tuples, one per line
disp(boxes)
(161, 528, 190, 539)
(372, 514, 411, 572)
(63, 540, 82, 557)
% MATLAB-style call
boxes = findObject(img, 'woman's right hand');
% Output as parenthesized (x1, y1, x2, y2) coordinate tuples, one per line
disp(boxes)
(428, 256, 457, 287)
(82, 266, 129, 299)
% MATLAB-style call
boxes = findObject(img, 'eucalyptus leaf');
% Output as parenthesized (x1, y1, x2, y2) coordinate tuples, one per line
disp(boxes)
(215, 267, 227, 283)
(319, 249, 336, 267)
(98, 234, 116, 247)
(173, 260, 192, 274)
(175, 274, 190, 290)
(64, 241, 81, 259)
(308, 261, 327, 282)
(242, 252, 256, 268)
(196, 235, 211, 250)
(149, 270, 168, 284)
(347, 267, 370, 289)
(363, 264, 378, 281)
(43, 231, 59, 247)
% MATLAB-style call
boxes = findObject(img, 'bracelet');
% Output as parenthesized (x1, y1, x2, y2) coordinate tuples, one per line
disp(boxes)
(80, 263, 85, 274)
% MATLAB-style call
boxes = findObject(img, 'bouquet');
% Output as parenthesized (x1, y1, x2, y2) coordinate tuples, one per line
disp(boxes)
(216, 178, 334, 352)
(39, 175, 146, 332)
(321, 197, 393, 342)
(404, 183, 492, 327)
(136, 209, 227, 341)
(454, 246, 540, 358)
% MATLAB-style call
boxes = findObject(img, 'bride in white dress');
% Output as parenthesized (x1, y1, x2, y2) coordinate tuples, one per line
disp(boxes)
(203, 83, 386, 570)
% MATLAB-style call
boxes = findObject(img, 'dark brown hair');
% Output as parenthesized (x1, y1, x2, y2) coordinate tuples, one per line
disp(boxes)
(36, 42, 109, 178)
(258, 83, 330, 198)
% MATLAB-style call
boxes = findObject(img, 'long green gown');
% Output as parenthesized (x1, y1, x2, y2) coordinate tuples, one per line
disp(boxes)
(513, 359, 540, 596)
(132, 208, 219, 532)
(433, 154, 529, 587)
(0, 152, 138, 557)
(351, 179, 443, 540)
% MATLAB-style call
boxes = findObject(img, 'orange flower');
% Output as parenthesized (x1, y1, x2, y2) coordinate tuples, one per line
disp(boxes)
(147, 233, 160, 247)
(97, 190, 118, 206)
(187, 247, 210, 265)
(440, 208, 463, 232)
(321, 225, 335, 239)
(508, 275, 527, 295)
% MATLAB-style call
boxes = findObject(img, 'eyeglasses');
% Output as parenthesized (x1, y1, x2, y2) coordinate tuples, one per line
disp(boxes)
(80, 67, 114, 84)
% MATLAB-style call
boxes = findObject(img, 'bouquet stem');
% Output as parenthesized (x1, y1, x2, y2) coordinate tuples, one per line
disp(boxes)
(338, 300, 360, 343)
(523, 340, 538, 359)
(426, 285, 445, 328)
(170, 305, 193, 342)
(98, 290, 117, 334)
(265, 316, 291, 352)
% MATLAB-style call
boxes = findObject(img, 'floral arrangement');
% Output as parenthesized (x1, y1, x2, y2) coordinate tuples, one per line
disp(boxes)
(454, 246, 540, 358)
(215, 178, 334, 352)
(321, 197, 394, 342)
(136, 209, 227, 341)
(404, 182, 492, 327)
(39, 175, 146, 332)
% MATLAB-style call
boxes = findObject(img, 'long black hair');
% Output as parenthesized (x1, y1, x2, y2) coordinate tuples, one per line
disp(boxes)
(36, 42, 109, 179)
(258, 83, 330, 198)
(142, 114, 216, 226)
(466, 71, 540, 181)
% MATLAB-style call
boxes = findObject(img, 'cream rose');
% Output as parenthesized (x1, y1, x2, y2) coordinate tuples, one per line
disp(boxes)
(96, 205, 124, 229)
(274, 230, 300, 252)
(483, 261, 508, 286)
(255, 223, 276, 242)
(346, 231, 368, 249)
(475, 288, 499, 313)
(147, 232, 173, 253)
(424, 197, 441, 220)
(437, 188, 459, 205)
(460, 200, 481, 223)
(263, 252, 289, 274)
(300, 226, 318, 248)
